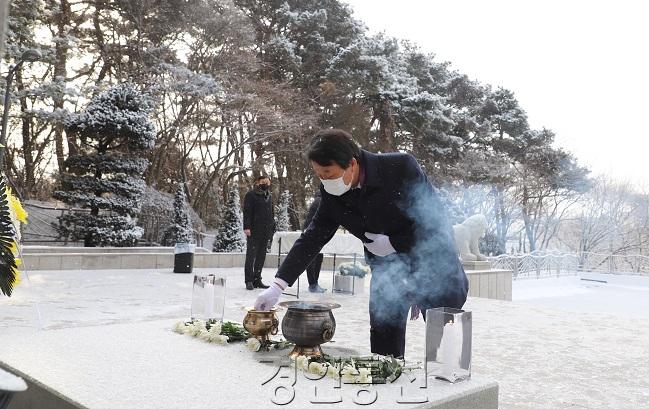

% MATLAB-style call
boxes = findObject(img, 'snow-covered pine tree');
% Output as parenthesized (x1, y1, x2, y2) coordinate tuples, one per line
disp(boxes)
(212, 186, 246, 252)
(161, 183, 194, 246)
(275, 189, 291, 232)
(53, 83, 155, 247)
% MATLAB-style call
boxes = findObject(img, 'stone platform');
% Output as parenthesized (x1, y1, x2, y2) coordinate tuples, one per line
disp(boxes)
(0, 267, 498, 409)
(1, 321, 497, 409)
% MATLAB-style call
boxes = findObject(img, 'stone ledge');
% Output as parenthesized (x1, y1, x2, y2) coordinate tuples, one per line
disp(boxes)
(21, 253, 512, 301)
(21, 252, 359, 271)
(414, 381, 498, 409)
(1, 362, 85, 409)
(461, 260, 492, 270)
(0, 320, 498, 409)
(22, 246, 211, 254)
(466, 269, 512, 301)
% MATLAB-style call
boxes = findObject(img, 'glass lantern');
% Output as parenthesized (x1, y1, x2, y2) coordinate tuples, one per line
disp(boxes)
(424, 307, 472, 383)
(190, 273, 226, 322)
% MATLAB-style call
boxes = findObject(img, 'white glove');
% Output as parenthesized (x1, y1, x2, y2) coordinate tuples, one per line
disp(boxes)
(254, 277, 288, 311)
(364, 232, 397, 257)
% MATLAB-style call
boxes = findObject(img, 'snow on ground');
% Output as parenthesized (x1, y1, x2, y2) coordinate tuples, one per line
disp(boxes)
(513, 273, 649, 319)
(1, 268, 649, 408)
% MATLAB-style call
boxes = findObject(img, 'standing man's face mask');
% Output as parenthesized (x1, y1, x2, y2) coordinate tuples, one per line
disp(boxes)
(320, 165, 352, 196)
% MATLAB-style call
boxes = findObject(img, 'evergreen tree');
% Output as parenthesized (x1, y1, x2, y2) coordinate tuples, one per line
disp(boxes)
(212, 186, 246, 252)
(53, 83, 155, 246)
(161, 183, 194, 245)
(275, 190, 291, 231)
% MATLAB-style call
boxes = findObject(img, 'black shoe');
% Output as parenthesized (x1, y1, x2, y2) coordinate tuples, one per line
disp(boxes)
(308, 284, 327, 293)
(253, 280, 269, 289)
(246, 282, 254, 290)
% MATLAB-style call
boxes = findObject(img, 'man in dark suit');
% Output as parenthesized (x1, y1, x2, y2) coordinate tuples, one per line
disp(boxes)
(243, 175, 274, 290)
(254, 129, 468, 358)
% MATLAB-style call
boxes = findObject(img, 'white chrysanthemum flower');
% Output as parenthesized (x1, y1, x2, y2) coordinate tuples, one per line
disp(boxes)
(186, 323, 203, 337)
(357, 367, 372, 384)
(341, 364, 359, 383)
(211, 334, 229, 345)
(246, 338, 261, 352)
(295, 356, 309, 371)
(172, 321, 186, 334)
(198, 330, 211, 342)
(208, 321, 222, 335)
(326, 364, 340, 379)
(308, 363, 327, 376)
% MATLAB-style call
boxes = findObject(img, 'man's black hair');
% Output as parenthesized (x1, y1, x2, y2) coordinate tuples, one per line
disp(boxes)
(307, 129, 361, 168)
(256, 175, 270, 182)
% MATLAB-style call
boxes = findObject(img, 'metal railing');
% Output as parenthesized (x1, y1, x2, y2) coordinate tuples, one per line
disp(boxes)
(489, 251, 649, 279)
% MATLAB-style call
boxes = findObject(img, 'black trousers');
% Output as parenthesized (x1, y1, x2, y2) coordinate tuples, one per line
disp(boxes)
(306, 253, 323, 285)
(368, 255, 468, 359)
(245, 235, 270, 283)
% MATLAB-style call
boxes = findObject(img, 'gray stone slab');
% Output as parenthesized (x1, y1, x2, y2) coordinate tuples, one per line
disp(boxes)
(38, 256, 61, 270)
(137, 255, 157, 269)
(219, 253, 234, 268)
(120, 255, 140, 269)
(504, 271, 512, 301)
(488, 273, 498, 299)
(60, 256, 83, 270)
(231, 253, 246, 268)
(0, 321, 497, 409)
(479, 273, 489, 298)
(192, 254, 207, 268)
(155, 254, 173, 269)
(21, 255, 38, 270)
(496, 272, 506, 300)
(468, 274, 480, 297)
(100, 255, 120, 270)
(80, 256, 101, 270)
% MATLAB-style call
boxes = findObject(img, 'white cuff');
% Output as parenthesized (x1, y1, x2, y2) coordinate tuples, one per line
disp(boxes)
(273, 277, 289, 291)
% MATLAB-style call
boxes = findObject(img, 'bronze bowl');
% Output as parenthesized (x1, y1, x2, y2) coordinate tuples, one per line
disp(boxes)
(278, 301, 341, 358)
(243, 307, 279, 343)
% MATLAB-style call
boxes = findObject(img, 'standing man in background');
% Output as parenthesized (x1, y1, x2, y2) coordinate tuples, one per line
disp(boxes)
(243, 175, 274, 290)
(303, 191, 326, 293)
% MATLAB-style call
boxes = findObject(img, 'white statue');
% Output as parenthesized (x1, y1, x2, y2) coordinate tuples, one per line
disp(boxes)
(453, 214, 488, 262)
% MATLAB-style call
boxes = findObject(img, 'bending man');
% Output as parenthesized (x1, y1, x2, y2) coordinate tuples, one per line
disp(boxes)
(255, 129, 468, 358)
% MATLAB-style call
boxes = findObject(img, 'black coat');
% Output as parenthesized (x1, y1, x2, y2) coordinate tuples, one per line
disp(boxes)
(303, 192, 321, 229)
(243, 189, 274, 238)
(276, 149, 467, 308)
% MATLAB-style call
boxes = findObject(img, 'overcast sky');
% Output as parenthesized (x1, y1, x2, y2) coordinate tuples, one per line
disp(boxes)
(343, 0, 649, 187)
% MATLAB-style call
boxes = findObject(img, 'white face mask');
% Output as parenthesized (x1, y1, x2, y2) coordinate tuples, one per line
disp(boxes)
(320, 166, 352, 196)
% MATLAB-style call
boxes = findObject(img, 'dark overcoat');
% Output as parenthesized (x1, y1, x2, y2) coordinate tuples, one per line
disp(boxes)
(276, 149, 468, 309)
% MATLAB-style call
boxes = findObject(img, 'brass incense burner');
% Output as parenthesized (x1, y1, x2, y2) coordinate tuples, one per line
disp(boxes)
(243, 308, 279, 343)
(278, 301, 341, 358)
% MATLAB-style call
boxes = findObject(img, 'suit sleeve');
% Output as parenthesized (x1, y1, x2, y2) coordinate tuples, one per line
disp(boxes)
(276, 200, 338, 286)
(243, 191, 253, 230)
